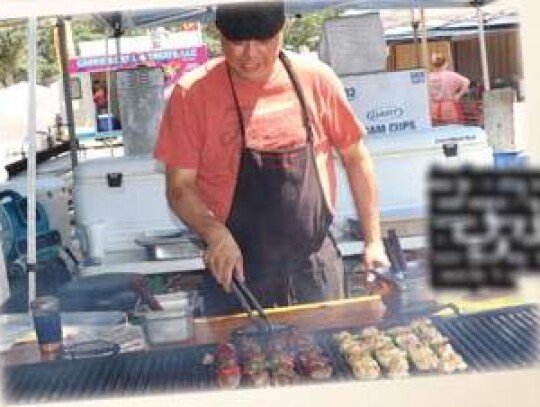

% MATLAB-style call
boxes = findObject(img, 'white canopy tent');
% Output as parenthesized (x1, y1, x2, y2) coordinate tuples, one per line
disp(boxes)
(0, 1, 498, 20)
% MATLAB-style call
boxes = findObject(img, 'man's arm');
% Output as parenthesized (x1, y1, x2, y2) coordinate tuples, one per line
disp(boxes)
(165, 166, 243, 290)
(338, 140, 389, 270)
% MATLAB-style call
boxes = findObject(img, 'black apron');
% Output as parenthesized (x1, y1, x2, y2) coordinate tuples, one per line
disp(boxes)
(201, 52, 344, 316)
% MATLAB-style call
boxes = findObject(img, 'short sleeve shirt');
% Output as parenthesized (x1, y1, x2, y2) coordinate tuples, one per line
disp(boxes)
(429, 70, 465, 101)
(154, 52, 364, 222)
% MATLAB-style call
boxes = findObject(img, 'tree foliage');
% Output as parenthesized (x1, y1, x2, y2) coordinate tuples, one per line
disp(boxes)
(0, 20, 62, 87)
(0, 18, 106, 87)
(285, 9, 338, 51)
(70, 19, 106, 52)
(0, 25, 26, 87)
(37, 24, 59, 85)
(202, 23, 222, 57)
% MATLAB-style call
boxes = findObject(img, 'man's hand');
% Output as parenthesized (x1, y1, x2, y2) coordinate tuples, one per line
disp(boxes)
(361, 240, 391, 290)
(203, 225, 244, 292)
(363, 240, 390, 271)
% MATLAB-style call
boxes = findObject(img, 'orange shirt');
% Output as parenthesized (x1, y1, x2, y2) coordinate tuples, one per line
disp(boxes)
(154, 52, 363, 222)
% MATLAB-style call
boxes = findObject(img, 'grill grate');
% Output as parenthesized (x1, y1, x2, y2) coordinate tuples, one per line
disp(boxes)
(4, 304, 538, 404)
(4, 345, 218, 403)
(431, 305, 539, 370)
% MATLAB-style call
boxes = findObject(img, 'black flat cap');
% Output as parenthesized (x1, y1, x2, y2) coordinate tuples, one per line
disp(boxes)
(215, 1, 285, 41)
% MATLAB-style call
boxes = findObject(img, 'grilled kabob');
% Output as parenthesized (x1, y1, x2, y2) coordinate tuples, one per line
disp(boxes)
(335, 319, 468, 380)
(411, 318, 446, 344)
(407, 319, 467, 373)
(334, 331, 381, 380)
(334, 330, 409, 379)
(266, 336, 300, 385)
(214, 343, 242, 389)
(433, 342, 468, 373)
(237, 337, 271, 387)
(242, 353, 270, 387)
(266, 350, 299, 385)
(373, 343, 409, 378)
(290, 333, 333, 380)
(350, 355, 381, 380)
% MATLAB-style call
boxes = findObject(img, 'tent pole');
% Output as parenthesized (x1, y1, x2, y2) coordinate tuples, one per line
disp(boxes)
(105, 31, 111, 118)
(411, 8, 420, 67)
(26, 16, 38, 306)
(105, 29, 113, 137)
(113, 16, 122, 70)
(420, 7, 429, 70)
(56, 17, 78, 168)
(476, 5, 491, 91)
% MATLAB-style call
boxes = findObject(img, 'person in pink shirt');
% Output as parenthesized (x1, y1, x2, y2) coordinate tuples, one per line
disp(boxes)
(154, 1, 389, 316)
(429, 53, 470, 125)
(92, 80, 108, 113)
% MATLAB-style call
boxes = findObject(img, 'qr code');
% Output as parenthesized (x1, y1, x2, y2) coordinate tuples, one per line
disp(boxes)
(429, 166, 540, 289)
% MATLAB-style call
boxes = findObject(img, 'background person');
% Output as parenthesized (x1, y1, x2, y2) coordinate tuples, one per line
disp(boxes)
(154, 1, 389, 316)
(92, 80, 108, 114)
(429, 53, 470, 125)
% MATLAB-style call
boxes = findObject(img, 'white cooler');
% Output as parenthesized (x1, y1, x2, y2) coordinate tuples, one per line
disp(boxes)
(73, 156, 185, 258)
(336, 125, 494, 222)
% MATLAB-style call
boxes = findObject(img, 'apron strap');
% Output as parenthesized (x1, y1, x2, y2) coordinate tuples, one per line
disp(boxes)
(277, 51, 331, 221)
(225, 51, 315, 146)
(278, 51, 314, 144)
(225, 66, 247, 148)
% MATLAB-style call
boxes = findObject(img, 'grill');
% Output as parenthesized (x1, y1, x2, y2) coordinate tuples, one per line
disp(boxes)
(4, 304, 539, 404)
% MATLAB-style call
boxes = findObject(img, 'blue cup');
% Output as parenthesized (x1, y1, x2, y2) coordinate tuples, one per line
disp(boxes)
(31, 296, 62, 353)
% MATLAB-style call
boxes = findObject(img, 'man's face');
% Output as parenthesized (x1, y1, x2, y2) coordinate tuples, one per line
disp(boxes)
(220, 31, 283, 82)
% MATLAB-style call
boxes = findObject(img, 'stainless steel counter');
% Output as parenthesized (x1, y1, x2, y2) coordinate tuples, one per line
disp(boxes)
(81, 235, 426, 276)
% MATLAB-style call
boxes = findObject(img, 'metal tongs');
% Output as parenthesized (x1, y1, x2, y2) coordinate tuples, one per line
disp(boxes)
(188, 235, 272, 333)
(230, 276, 272, 334)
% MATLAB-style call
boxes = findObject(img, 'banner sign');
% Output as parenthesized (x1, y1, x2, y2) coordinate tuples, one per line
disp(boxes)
(68, 45, 208, 75)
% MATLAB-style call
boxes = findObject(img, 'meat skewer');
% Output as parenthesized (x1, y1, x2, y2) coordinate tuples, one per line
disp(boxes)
(291, 333, 333, 380)
(237, 337, 271, 387)
(214, 343, 242, 389)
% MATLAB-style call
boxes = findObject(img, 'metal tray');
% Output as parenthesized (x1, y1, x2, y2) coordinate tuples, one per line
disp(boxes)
(138, 291, 199, 345)
(134, 229, 202, 260)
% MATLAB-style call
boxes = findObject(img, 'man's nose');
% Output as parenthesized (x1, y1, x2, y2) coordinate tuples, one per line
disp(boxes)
(239, 40, 256, 58)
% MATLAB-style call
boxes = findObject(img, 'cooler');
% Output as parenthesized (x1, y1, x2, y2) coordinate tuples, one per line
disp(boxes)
(73, 156, 185, 257)
(336, 125, 494, 223)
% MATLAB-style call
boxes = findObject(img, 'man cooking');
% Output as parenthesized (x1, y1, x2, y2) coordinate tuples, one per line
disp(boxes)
(154, 1, 389, 316)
